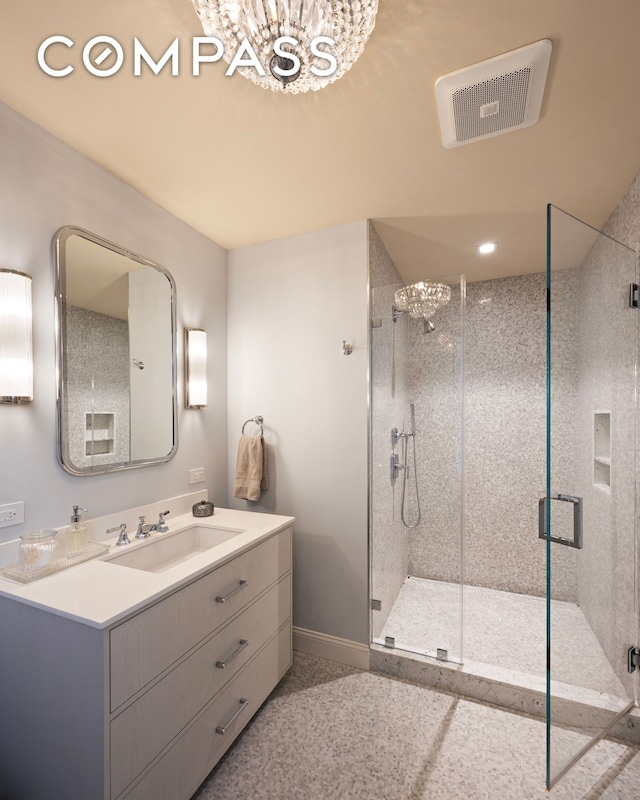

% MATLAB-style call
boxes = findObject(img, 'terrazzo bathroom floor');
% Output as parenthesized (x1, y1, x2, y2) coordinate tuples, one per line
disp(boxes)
(378, 577, 627, 697)
(191, 652, 640, 800)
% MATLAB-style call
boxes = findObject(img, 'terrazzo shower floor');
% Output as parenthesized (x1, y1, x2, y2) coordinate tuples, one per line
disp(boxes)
(378, 577, 627, 698)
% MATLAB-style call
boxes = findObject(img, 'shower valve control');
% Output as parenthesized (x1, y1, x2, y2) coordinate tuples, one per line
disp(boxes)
(391, 427, 413, 447)
(390, 453, 409, 482)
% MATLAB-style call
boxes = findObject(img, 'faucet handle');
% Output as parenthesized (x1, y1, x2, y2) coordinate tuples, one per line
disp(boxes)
(155, 510, 170, 533)
(136, 515, 150, 539)
(107, 523, 130, 547)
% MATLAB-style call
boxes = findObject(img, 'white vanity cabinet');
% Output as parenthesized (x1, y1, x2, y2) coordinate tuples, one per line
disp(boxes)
(0, 524, 292, 800)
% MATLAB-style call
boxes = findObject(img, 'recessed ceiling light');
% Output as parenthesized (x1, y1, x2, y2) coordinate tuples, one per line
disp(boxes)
(478, 242, 497, 255)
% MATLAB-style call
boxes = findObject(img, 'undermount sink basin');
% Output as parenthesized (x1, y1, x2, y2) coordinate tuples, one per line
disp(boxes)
(103, 525, 244, 573)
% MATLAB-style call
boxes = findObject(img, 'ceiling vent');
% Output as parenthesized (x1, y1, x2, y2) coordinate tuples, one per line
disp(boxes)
(435, 39, 552, 148)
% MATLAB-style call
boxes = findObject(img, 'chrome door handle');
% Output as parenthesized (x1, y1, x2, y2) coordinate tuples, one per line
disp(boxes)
(215, 698, 249, 735)
(215, 579, 249, 604)
(215, 639, 249, 669)
(539, 492, 583, 549)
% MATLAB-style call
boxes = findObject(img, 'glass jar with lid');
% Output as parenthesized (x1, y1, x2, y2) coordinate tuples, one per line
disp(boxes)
(17, 530, 60, 573)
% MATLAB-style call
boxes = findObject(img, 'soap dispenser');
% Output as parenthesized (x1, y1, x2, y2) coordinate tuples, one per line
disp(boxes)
(65, 505, 88, 557)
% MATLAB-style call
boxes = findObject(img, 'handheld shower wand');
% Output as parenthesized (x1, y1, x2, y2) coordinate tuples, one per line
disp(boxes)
(390, 404, 421, 528)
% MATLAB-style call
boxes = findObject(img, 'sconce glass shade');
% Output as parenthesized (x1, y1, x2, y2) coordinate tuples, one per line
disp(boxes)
(0, 269, 33, 404)
(394, 281, 452, 319)
(185, 328, 208, 408)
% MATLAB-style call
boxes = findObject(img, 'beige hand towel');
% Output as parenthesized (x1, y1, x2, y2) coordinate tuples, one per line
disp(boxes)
(233, 434, 267, 501)
(260, 437, 269, 491)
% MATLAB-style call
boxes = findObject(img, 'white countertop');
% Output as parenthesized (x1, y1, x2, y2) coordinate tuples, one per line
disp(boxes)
(0, 507, 294, 629)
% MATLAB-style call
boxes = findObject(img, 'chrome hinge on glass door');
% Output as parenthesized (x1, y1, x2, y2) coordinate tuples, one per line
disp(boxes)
(538, 493, 583, 549)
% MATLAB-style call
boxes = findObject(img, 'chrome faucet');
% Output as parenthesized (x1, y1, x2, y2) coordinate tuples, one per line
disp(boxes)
(150, 510, 170, 533)
(107, 523, 131, 547)
(136, 510, 171, 539)
(135, 515, 152, 539)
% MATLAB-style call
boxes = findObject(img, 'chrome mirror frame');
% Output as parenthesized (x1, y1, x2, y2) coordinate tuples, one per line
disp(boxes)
(54, 226, 178, 476)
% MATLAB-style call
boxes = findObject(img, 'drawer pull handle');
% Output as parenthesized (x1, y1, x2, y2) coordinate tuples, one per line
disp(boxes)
(215, 698, 249, 735)
(215, 579, 249, 604)
(216, 639, 249, 669)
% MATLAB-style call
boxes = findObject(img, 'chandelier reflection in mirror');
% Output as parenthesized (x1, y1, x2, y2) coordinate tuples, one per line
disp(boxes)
(393, 282, 452, 334)
(191, 0, 378, 93)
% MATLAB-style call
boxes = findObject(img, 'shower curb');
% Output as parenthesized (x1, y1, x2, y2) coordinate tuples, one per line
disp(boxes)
(370, 644, 640, 746)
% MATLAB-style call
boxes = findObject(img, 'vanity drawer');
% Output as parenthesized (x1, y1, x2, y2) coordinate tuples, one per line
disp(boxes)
(110, 574, 291, 798)
(110, 527, 291, 710)
(120, 623, 292, 800)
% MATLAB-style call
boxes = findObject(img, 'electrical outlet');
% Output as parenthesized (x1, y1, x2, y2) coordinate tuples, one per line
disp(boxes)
(0, 501, 25, 528)
(189, 468, 205, 485)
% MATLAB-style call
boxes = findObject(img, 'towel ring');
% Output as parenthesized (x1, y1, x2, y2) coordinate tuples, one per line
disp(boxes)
(242, 415, 264, 436)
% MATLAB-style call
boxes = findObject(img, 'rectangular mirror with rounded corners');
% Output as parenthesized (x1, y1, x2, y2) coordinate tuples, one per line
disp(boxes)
(55, 226, 178, 475)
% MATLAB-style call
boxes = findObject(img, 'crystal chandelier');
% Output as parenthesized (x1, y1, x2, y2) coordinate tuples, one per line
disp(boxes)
(394, 282, 452, 320)
(191, 0, 379, 93)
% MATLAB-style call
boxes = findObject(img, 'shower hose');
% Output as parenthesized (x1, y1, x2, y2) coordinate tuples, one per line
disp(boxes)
(401, 432, 421, 529)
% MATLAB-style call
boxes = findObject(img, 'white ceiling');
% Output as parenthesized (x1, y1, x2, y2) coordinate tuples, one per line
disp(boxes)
(1, 1, 640, 283)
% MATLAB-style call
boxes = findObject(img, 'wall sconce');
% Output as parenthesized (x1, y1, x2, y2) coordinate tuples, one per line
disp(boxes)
(184, 328, 207, 409)
(0, 269, 33, 404)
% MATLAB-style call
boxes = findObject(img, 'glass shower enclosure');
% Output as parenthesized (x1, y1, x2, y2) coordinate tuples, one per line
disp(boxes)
(369, 207, 639, 789)
(545, 204, 639, 787)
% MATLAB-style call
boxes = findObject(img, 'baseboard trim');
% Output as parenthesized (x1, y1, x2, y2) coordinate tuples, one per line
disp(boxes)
(292, 626, 370, 670)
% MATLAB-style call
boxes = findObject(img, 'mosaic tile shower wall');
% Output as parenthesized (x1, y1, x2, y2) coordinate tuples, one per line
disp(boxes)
(404, 279, 464, 598)
(66, 306, 130, 469)
(573, 182, 640, 691)
(407, 271, 578, 601)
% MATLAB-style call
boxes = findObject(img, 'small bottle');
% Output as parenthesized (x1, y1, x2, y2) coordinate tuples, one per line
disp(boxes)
(65, 505, 88, 557)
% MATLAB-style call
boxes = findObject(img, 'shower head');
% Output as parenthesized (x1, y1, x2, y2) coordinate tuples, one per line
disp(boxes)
(422, 318, 435, 334)
(394, 281, 451, 321)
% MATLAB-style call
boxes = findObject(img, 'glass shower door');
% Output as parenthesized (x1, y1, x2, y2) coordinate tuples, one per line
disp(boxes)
(545, 204, 638, 788)
(370, 276, 465, 664)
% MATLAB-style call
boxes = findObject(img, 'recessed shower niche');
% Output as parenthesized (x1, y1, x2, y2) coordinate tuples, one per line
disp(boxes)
(593, 411, 611, 489)
(85, 412, 115, 457)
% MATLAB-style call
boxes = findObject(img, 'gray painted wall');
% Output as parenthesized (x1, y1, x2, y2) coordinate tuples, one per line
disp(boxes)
(226, 222, 370, 645)
(0, 101, 228, 542)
